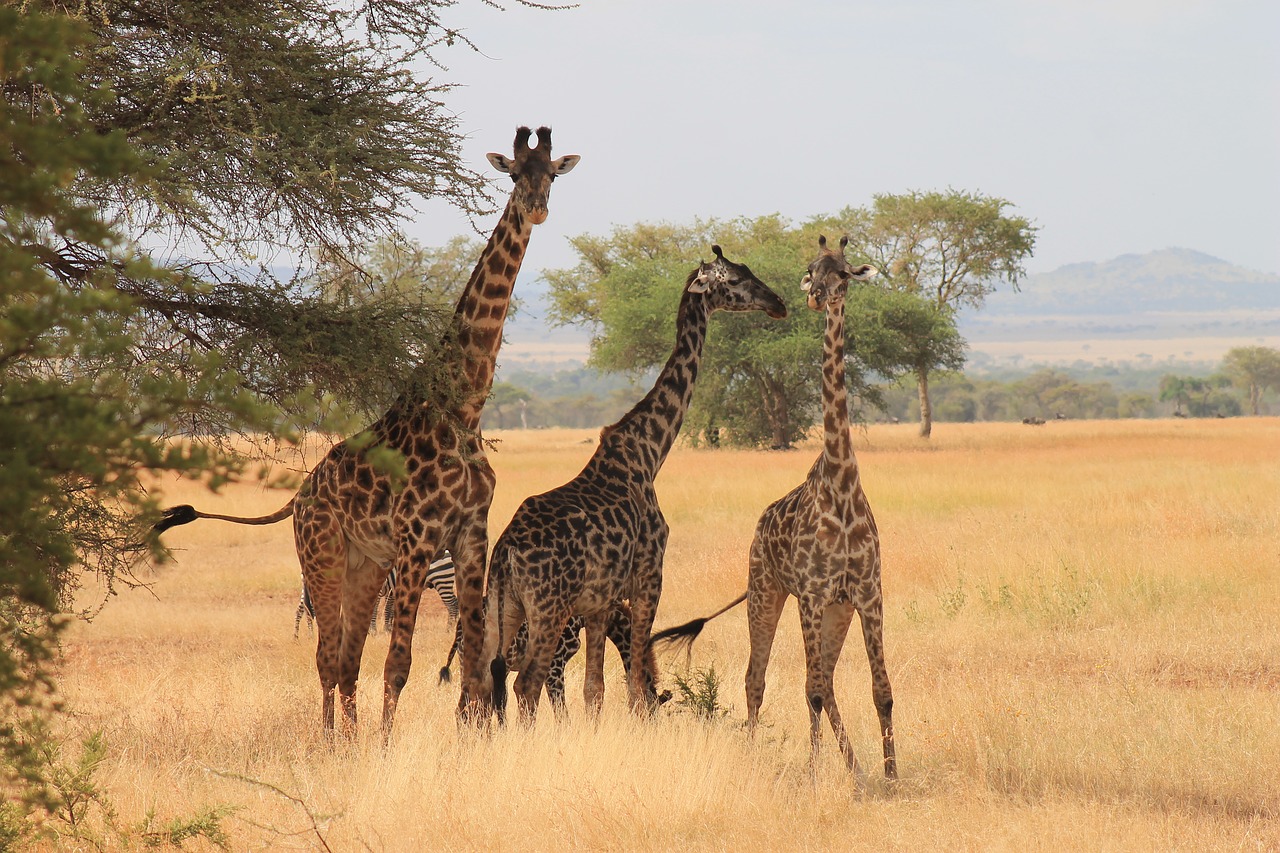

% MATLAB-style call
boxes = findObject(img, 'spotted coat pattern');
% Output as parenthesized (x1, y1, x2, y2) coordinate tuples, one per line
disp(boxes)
(480, 248, 787, 721)
(295, 127, 579, 733)
(745, 236, 896, 781)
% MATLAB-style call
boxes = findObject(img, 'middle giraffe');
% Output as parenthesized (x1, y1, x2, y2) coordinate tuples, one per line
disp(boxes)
(472, 246, 787, 722)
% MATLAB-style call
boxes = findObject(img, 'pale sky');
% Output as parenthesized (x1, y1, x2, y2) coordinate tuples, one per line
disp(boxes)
(404, 0, 1280, 281)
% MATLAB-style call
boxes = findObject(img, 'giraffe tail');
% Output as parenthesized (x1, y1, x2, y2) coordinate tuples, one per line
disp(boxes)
(488, 544, 511, 723)
(650, 591, 749, 655)
(153, 499, 295, 533)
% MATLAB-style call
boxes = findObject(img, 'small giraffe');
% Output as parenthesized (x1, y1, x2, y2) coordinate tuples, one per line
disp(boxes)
(653, 236, 896, 783)
(155, 127, 579, 735)
(474, 247, 787, 722)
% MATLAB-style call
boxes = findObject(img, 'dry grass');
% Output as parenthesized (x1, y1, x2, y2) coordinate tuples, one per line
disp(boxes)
(49, 419, 1280, 851)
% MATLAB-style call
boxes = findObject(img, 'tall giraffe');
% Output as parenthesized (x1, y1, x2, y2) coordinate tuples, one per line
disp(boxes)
(469, 247, 787, 722)
(155, 127, 579, 734)
(652, 236, 896, 783)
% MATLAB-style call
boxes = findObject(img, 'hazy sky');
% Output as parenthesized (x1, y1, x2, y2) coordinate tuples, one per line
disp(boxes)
(404, 0, 1280, 279)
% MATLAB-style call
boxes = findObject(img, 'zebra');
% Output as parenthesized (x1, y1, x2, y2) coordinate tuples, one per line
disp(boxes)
(294, 551, 457, 638)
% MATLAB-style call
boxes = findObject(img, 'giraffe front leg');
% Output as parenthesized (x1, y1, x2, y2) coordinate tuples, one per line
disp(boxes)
(453, 522, 491, 726)
(820, 601, 866, 785)
(859, 593, 897, 780)
(797, 596, 829, 780)
(626, 589, 661, 715)
(383, 519, 447, 737)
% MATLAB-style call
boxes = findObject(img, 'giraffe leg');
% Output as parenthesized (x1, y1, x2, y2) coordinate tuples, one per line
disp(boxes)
(796, 596, 829, 778)
(296, 509, 346, 733)
(336, 556, 386, 731)
(512, 611, 570, 723)
(745, 544, 786, 735)
(546, 621, 582, 720)
(580, 614, 608, 719)
(453, 520, 491, 726)
(820, 601, 866, 783)
(495, 605, 527, 726)
(858, 589, 897, 780)
(625, 589, 660, 715)
(383, 519, 447, 736)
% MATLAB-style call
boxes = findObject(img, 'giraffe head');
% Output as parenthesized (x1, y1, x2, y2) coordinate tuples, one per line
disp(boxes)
(800, 235, 877, 311)
(687, 245, 788, 319)
(486, 126, 580, 225)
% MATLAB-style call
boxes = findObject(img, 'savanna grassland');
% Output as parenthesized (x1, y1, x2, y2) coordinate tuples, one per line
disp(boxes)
(50, 419, 1279, 851)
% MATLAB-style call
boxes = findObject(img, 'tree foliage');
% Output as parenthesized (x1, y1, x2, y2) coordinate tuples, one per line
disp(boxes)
(828, 190, 1037, 438)
(1, 9, 282, 828)
(544, 215, 964, 448)
(1221, 346, 1280, 415)
(9, 0, 517, 426)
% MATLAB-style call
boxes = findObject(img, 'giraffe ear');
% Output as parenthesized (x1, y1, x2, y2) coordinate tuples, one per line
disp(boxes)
(688, 265, 712, 294)
(552, 154, 580, 175)
(800, 273, 813, 293)
(850, 264, 878, 281)
(487, 153, 513, 174)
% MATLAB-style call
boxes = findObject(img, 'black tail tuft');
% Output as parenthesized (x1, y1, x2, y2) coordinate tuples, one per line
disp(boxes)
(153, 504, 199, 533)
(491, 656, 509, 722)
(438, 666, 451, 685)
(649, 617, 709, 655)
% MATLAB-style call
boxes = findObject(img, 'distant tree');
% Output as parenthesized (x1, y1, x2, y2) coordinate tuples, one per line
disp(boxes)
(1159, 375, 1191, 416)
(834, 190, 1037, 438)
(545, 216, 963, 447)
(1221, 346, 1280, 415)
(487, 382, 532, 429)
(1159, 374, 1239, 418)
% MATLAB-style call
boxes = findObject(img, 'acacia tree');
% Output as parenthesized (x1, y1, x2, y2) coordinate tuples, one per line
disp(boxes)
(1, 11, 283, 832)
(544, 216, 964, 447)
(1221, 346, 1280, 415)
(11, 0, 540, 425)
(836, 190, 1037, 437)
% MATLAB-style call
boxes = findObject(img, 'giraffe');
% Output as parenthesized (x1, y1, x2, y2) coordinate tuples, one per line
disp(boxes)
(651, 235, 896, 783)
(154, 126, 579, 735)
(472, 246, 787, 722)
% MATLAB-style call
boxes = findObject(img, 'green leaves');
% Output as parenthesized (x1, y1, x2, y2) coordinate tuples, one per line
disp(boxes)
(542, 214, 971, 447)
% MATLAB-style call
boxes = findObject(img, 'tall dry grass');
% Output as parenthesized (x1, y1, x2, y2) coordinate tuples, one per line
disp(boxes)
(49, 419, 1279, 851)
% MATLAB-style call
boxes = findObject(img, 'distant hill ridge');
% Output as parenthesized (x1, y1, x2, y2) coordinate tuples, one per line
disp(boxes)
(983, 248, 1280, 316)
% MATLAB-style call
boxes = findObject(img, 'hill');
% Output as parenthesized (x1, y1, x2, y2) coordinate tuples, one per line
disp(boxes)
(959, 248, 1280, 369)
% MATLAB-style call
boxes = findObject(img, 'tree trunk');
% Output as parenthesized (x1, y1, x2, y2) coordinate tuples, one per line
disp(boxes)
(763, 378, 791, 449)
(916, 368, 933, 439)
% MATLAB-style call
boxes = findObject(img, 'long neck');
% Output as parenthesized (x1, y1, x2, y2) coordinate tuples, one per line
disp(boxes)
(599, 290, 709, 480)
(822, 299, 855, 468)
(451, 196, 531, 425)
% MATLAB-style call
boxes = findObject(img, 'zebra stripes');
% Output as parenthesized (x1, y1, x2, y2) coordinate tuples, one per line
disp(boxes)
(294, 551, 457, 638)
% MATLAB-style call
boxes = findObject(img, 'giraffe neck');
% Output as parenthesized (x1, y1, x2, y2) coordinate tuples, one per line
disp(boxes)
(821, 299, 855, 468)
(598, 290, 709, 480)
(450, 196, 531, 426)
